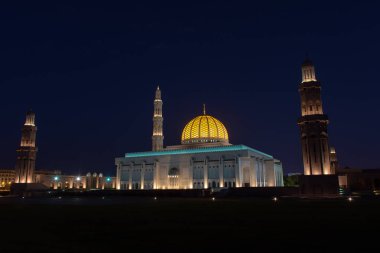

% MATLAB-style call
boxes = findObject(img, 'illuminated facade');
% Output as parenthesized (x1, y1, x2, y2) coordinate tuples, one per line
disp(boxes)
(115, 88, 284, 190)
(35, 171, 116, 190)
(1, 168, 116, 190)
(298, 59, 333, 175)
(0, 170, 15, 191)
(15, 110, 38, 183)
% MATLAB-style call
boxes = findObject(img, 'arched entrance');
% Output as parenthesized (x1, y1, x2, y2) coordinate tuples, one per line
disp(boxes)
(243, 167, 250, 187)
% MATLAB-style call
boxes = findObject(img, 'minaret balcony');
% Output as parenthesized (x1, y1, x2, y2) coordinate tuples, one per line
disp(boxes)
(297, 114, 329, 124)
(299, 80, 321, 89)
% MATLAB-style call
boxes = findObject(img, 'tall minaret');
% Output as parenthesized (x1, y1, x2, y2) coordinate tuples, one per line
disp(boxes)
(297, 59, 332, 175)
(15, 110, 38, 183)
(152, 86, 164, 151)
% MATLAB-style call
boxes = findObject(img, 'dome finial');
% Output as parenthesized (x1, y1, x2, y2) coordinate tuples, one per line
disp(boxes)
(203, 104, 206, 115)
(155, 85, 161, 100)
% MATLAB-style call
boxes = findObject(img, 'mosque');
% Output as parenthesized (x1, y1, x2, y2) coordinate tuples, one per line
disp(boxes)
(115, 88, 284, 190)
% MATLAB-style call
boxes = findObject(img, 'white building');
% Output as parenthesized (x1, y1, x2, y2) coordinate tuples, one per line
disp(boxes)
(115, 87, 283, 190)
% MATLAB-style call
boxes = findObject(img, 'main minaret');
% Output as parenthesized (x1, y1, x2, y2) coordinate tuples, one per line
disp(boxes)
(298, 59, 332, 175)
(15, 110, 38, 183)
(152, 86, 164, 151)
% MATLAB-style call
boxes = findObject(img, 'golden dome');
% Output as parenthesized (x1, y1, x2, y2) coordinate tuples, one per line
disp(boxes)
(181, 108, 229, 144)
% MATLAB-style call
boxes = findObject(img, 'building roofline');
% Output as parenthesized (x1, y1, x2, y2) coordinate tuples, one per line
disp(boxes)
(124, 144, 273, 159)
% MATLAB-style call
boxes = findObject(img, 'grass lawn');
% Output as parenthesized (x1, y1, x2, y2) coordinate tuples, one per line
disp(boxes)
(0, 196, 379, 252)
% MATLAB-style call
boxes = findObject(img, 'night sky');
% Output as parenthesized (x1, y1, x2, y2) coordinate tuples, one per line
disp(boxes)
(1, 1, 379, 176)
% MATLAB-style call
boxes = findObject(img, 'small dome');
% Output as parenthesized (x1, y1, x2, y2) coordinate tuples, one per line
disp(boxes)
(181, 112, 229, 144)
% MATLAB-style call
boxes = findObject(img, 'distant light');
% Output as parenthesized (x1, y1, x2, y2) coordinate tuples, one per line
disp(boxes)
(54, 176, 59, 181)
(212, 197, 215, 201)
(106, 177, 111, 182)
(76, 177, 81, 181)
(58, 197, 62, 199)
(102, 196, 105, 200)
(348, 197, 353, 202)
(273, 197, 278, 202)
(154, 197, 157, 200)
(22, 196, 25, 199)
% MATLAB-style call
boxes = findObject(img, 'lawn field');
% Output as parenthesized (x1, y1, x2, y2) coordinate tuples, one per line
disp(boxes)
(0, 196, 379, 252)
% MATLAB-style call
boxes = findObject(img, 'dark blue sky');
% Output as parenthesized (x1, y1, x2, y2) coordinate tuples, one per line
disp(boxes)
(1, 1, 380, 175)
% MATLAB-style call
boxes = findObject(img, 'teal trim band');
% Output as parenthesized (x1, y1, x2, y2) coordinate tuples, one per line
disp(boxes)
(124, 145, 273, 159)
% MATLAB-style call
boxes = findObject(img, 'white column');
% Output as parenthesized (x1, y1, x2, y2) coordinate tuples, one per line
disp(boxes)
(262, 160, 266, 186)
(189, 158, 194, 189)
(116, 161, 122, 190)
(153, 161, 159, 189)
(235, 157, 241, 187)
(256, 158, 261, 187)
(250, 158, 256, 187)
(203, 158, 208, 188)
(128, 164, 133, 190)
(141, 163, 145, 189)
(219, 156, 224, 187)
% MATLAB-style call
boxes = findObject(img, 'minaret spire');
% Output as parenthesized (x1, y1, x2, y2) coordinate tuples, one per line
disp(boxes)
(15, 110, 38, 183)
(25, 109, 35, 126)
(301, 57, 317, 83)
(155, 85, 161, 99)
(152, 85, 164, 151)
(203, 104, 206, 115)
(298, 59, 332, 175)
